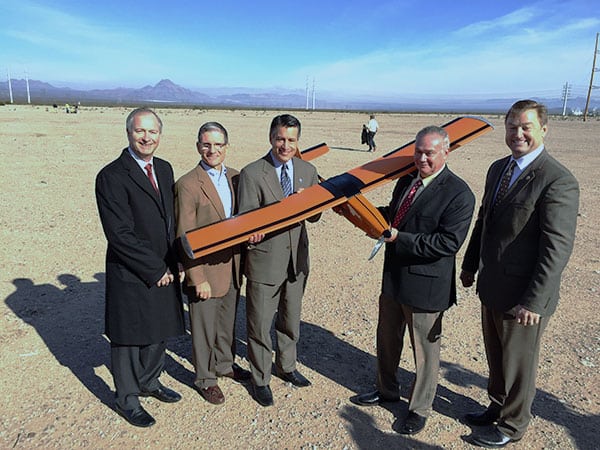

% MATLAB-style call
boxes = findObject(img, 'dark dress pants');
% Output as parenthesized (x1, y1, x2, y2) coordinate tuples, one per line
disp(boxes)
(111, 341, 166, 410)
(482, 305, 549, 439)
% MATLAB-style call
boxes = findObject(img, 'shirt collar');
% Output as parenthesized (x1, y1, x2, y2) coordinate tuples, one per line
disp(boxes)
(512, 144, 545, 170)
(269, 151, 289, 169)
(127, 147, 154, 168)
(418, 163, 446, 188)
(200, 160, 226, 177)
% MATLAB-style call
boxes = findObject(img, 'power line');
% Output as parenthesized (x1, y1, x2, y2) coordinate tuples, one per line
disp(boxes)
(562, 82, 571, 116)
(584, 32, 599, 121)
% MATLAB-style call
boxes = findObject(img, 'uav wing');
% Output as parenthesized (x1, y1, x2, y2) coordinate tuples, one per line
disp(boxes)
(182, 116, 493, 259)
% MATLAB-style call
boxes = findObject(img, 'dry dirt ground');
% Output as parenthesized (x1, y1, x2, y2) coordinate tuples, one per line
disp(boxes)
(0, 105, 598, 449)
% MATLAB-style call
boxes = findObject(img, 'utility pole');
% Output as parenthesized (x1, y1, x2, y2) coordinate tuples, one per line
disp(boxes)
(584, 32, 599, 122)
(305, 76, 309, 110)
(561, 82, 571, 116)
(7, 68, 13, 104)
(25, 70, 31, 104)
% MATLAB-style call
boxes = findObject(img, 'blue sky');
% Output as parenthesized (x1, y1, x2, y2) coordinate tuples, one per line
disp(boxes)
(1, 0, 599, 99)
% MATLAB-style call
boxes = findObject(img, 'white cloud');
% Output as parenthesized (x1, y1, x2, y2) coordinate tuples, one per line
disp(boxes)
(454, 7, 539, 36)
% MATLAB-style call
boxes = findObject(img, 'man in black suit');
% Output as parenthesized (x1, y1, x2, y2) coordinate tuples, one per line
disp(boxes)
(96, 108, 185, 427)
(353, 125, 475, 435)
(460, 100, 579, 448)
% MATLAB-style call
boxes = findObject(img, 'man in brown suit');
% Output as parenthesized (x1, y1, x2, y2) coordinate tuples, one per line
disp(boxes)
(175, 122, 251, 405)
(461, 100, 579, 447)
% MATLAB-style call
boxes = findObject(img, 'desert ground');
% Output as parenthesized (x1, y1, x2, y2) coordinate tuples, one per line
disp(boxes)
(0, 105, 598, 449)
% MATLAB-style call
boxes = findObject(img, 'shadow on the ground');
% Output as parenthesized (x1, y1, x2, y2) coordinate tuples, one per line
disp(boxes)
(5, 279, 596, 449)
(4, 274, 186, 409)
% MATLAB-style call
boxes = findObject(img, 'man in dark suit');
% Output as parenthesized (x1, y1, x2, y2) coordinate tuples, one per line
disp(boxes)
(353, 126, 475, 435)
(174, 122, 251, 406)
(237, 114, 319, 407)
(96, 108, 185, 427)
(460, 100, 579, 448)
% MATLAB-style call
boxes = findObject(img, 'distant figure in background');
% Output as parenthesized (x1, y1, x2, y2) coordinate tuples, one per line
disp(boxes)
(95, 107, 185, 428)
(174, 122, 251, 406)
(367, 114, 379, 152)
(460, 100, 579, 448)
(361, 124, 368, 147)
(352, 125, 475, 436)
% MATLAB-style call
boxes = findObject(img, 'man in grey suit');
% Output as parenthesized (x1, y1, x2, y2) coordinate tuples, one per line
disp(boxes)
(353, 126, 475, 435)
(460, 100, 579, 448)
(175, 122, 251, 406)
(237, 114, 319, 407)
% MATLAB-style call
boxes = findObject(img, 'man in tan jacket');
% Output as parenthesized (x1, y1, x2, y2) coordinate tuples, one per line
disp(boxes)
(175, 122, 251, 405)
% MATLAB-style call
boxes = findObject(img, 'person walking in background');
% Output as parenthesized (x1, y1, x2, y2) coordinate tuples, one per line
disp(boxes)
(237, 114, 320, 407)
(95, 108, 185, 428)
(367, 114, 379, 152)
(353, 126, 475, 436)
(174, 122, 251, 406)
(460, 100, 579, 448)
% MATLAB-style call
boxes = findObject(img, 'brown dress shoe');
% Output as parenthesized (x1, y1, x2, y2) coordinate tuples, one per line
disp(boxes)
(197, 385, 225, 405)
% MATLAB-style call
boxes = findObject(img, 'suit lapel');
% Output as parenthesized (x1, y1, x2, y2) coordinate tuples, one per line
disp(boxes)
(120, 150, 166, 217)
(261, 153, 283, 200)
(196, 165, 227, 220)
(400, 169, 447, 225)
(489, 151, 546, 219)
(390, 175, 414, 218)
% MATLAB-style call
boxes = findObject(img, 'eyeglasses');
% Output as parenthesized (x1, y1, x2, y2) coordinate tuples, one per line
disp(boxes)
(199, 142, 226, 152)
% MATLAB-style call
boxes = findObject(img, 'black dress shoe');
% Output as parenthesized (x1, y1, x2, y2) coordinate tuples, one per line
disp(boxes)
(351, 390, 400, 406)
(465, 408, 500, 426)
(115, 404, 155, 428)
(140, 385, 182, 403)
(253, 384, 274, 407)
(397, 411, 427, 435)
(471, 427, 519, 448)
(278, 370, 311, 387)
(220, 363, 252, 383)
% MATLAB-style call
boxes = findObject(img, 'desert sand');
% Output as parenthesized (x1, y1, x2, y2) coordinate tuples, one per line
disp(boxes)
(0, 105, 598, 449)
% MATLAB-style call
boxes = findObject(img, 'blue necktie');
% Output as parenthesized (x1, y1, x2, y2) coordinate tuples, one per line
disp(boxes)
(280, 163, 292, 197)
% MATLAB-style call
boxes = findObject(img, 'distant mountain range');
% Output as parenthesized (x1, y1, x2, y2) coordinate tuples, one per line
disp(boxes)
(0, 78, 598, 114)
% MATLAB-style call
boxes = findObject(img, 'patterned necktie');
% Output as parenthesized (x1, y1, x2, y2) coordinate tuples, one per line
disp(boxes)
(391, 179, 422, 228)
(280, 163, 292, 197)
(145, 163, 159, 194)
(493, 160, 516, 211)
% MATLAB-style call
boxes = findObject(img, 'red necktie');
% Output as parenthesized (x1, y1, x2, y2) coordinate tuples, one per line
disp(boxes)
(145, 163, 159, 194)
(391, 180, 422, 228)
